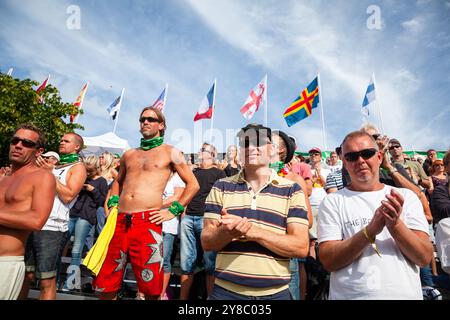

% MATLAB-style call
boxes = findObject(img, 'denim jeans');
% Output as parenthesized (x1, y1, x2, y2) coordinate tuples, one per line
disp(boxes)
(180, 215, 216, 274)
(420, 266, 435, 287)
(163, 232, 177, 273)
(64, 217, 93, 289)
(24, 230, 68, 279)
(67, 217, 94, 267)
(96, 207, 106, 235)
(208, 284, 292, 300)
(288, 258, 300, 300)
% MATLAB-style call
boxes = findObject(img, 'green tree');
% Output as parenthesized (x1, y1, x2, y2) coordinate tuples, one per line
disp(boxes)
(0, 73, 84, 166)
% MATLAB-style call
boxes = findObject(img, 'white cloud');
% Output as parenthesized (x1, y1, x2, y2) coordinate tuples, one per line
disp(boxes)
(401, 17, 424, 33)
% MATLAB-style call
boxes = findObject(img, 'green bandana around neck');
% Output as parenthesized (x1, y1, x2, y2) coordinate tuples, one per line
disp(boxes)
(59, 153, 80, 165)
(269, 161, 284, 174)
(140, 137, 164, 151)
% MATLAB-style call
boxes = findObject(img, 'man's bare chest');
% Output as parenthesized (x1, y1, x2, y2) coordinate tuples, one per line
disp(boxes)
(0, 176, 33, 207)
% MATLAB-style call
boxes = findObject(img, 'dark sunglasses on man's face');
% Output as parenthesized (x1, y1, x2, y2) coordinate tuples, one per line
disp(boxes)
(344, 148, 378, 162)
(10, 136, 39, 148)
(139, 116, 160, 123)
(238, 137, 270, 148)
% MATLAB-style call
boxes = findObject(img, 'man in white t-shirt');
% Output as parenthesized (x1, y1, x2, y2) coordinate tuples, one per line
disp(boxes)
(318, 131, 433, 300)
(160, 173, 185, 300)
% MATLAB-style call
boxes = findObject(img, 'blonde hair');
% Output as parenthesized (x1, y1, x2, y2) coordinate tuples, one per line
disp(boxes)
(84, 155, 100, 177)
(360, 123, 379, 134)
(99, 151, 116, 180)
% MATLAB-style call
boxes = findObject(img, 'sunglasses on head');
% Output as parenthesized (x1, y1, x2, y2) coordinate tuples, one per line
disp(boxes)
(389, 145, 401, 150)
(344, 148, 378, 162)
(200, 148, 213, 155)
(139, 116, 160, 123)
(10, 136, 39, 148)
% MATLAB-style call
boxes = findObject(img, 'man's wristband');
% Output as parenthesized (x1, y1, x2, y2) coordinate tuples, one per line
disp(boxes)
(168, 201, 185, 216)
(107, 195, 119, 208)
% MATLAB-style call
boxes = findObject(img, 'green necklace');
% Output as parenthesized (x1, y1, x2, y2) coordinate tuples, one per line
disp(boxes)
(59, 153, 80, 165)
(140, 137, 164, 151)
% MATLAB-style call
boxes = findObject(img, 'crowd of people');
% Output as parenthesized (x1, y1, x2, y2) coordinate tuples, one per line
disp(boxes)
(1, 108, 449, 300)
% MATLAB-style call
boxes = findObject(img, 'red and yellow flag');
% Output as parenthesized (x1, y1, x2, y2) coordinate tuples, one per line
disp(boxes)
(70, 82, 89, 123)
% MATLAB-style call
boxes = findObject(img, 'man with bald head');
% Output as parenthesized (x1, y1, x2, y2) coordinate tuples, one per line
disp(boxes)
(318, 131, 433, 299)
(21, 132, 87, 300)
(0, 123, 56, 299)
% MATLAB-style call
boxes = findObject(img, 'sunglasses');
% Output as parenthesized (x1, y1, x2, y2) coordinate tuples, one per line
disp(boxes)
(238, 137, 271, 148)
(389, 145, 401, 150)
(139, 116, 160, 123)
(309, 152, 321, 156)
(344, 148, 378, 162)
(10, 137, 39, 148)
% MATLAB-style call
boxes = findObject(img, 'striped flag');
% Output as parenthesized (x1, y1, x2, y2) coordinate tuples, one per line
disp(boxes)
(70, 82, 89, 123)
(194, 81, 216, 121)
(362, 75, 376, 116)
(240, 75, 267, 120)
(151, 85, 168, 111)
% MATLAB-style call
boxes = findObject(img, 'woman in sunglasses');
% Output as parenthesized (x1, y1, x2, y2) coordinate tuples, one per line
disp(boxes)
(428, 160, 448, 196)
(431, 151, 450, 224)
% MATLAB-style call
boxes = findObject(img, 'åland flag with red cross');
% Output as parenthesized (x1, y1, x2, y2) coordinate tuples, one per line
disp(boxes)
(283, 77, 319, 127)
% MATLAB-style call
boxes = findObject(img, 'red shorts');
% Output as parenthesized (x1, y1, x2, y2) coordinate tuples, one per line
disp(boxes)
(93, 211, 163, 296)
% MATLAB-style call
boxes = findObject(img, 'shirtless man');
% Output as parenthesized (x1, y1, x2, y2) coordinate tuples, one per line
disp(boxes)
(0, 123, 55, 300)
(20, 132, 87, 300)
(93, 106, 199, 300)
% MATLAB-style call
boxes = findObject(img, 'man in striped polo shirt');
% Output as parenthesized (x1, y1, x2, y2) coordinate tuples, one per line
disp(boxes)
(201, 124, 310, 300)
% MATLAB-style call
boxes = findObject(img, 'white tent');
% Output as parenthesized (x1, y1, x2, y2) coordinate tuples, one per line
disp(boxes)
(81, 131, 131, 157)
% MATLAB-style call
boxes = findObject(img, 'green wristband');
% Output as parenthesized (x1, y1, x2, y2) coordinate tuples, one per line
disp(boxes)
(107, 195, 119, 208)
(168, 201, 185, 216)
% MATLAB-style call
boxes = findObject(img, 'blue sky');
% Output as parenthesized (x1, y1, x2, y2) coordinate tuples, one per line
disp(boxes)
(1, 0, 450, 153)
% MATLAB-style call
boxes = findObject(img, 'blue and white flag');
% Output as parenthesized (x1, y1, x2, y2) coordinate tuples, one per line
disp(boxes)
(362, 75, 376, 116)
(107, 95, 122, 121)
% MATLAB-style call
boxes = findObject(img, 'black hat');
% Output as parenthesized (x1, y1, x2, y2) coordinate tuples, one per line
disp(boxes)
(237, 124, 272, 148)
(273, 130, 295, 164)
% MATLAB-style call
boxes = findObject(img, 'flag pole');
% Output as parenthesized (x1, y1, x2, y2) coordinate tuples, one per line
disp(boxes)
(372, 73, 385, 134)
(163, 83, 168, 112)
(113, 88, 125, 134)
(209, 79, 217, 143)
(317, 73, 328, 151)
(264, 74, 268, 127)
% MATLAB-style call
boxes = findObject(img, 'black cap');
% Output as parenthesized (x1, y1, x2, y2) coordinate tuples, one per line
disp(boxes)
(273, 130, 295, 164)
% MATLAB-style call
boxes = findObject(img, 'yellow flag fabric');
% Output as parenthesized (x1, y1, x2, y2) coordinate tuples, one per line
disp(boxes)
(82, 207, 118, 276)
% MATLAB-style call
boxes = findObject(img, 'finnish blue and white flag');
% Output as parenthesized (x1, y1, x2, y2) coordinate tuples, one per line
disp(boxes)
(362, 75, 376, 116)
(107, 95, 122, 120)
